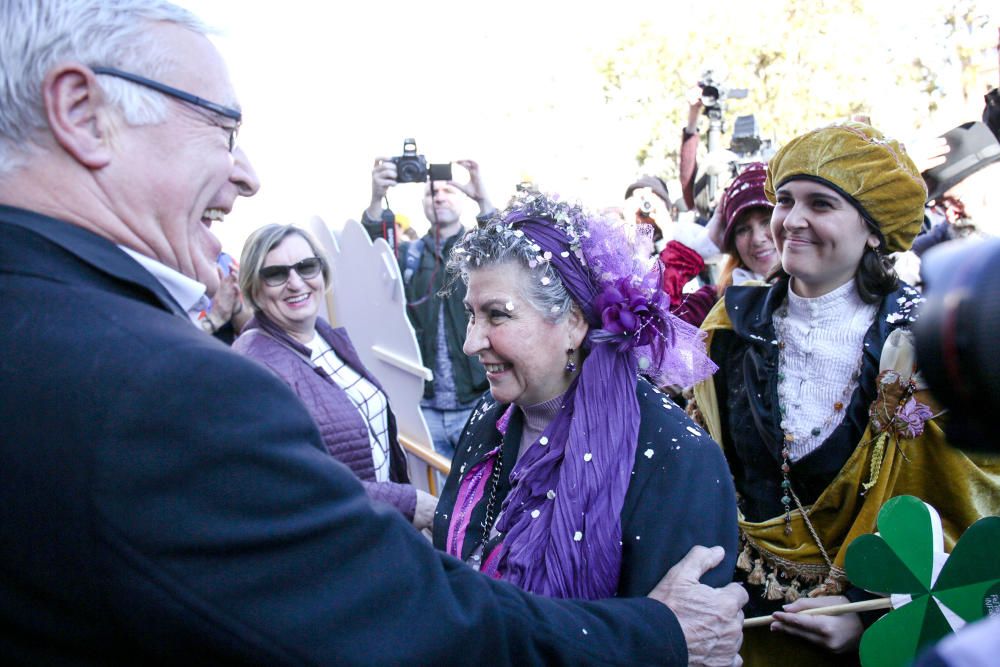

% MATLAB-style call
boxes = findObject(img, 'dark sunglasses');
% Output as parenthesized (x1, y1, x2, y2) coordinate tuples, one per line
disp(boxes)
(259, 257, 324, 286)
(91, 66, 241, 151)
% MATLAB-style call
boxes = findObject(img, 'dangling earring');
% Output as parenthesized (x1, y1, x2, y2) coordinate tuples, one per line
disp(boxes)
(564, 348, 577, 374)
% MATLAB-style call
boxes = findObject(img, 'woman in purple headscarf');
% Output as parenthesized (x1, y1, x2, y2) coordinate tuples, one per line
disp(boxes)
(432, 192, 738, 600)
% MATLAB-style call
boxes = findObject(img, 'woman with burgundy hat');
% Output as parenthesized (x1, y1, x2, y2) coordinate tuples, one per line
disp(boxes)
(661, 162, 778, 327)
(693, 122, 1000, 665)
(432, 191, 739, 603)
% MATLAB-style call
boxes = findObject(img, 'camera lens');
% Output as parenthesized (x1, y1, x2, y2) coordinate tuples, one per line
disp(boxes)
(916, 237, 1000, 452)
(398, 161, 424, 182)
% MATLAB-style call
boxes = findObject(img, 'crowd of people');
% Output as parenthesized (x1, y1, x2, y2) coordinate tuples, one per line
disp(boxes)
(2, 1, 999, 665)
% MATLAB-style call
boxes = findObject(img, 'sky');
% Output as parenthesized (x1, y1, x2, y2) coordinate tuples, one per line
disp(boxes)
(180, 0, 655, 254)
(178, 0, 998, 254)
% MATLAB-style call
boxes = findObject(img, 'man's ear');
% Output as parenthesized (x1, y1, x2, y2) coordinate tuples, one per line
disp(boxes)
(42, 64, 113, 169)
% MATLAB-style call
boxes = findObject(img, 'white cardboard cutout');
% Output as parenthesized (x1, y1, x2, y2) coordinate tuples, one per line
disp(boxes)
(307, 217, 441, 492)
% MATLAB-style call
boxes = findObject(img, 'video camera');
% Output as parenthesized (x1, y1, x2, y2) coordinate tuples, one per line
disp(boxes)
(694, 70, 764, 209)
(730, 114, 769, 157)
(391, 138, 452, 184)
(728, 114, 777, 182)
(698, 70, 747, 112)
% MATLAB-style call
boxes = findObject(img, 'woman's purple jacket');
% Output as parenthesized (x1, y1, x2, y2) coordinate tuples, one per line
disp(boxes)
(233, 315, 416, 520)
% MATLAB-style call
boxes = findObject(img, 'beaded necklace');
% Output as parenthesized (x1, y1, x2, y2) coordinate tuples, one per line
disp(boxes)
(476, 445, 504, 561)
(772, 303, 866, 534)
(469, 405, 515, 567)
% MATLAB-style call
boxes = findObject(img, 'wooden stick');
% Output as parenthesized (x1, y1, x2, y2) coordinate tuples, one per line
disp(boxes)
(743, 597, 892, 628)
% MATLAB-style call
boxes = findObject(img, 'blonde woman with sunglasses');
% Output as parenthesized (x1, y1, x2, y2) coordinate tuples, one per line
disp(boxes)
(234, 224, 437, 530)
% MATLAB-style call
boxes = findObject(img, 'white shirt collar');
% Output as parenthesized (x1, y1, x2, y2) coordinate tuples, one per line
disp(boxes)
(785, 278, 866, 324)
(732, 266, 766, 285)
(118, 246, 209, 323)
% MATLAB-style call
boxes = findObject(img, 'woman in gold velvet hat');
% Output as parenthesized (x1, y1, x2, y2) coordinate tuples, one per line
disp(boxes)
(693, 122, 1000, 665)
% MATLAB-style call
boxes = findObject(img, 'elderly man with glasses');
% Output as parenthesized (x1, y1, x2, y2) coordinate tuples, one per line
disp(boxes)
(0, 1, 746, 665)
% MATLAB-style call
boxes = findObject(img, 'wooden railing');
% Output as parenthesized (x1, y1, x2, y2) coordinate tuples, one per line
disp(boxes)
(372, 345, 433, 381)
(398, 434, 451, 496)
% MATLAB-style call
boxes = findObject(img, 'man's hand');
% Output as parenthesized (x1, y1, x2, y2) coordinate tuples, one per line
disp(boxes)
(647, 546, 748, 666)
(412, 489, 438, 531)
(907, 136, 950, 173)
(450, 159, 495, 215)
(367, 157, 399, 221)
(771, 595, 863, 654)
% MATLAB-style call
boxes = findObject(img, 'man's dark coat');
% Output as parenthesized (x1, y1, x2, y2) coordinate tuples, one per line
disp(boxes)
(0, 205, 686, 665)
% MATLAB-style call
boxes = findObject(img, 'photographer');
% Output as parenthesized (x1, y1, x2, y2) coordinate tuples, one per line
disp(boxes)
(361, 155, 494, 464)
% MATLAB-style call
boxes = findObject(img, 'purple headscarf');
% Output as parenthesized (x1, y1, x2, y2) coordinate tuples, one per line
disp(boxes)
(459, 193, 716, 599)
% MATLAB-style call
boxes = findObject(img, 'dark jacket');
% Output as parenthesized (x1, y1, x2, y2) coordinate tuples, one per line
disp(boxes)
(362, 214, 488, 404)
(233, 316, 416, 520)
(709, 279, 911, 522)
(433, 378, 739, 597)
(0, 205, 687, 665)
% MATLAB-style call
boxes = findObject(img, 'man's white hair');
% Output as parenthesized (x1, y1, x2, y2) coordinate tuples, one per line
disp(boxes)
(0, 0, 207, 174)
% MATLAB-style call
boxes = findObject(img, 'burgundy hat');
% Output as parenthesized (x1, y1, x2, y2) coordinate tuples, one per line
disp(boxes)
(720, 162, 772, 250)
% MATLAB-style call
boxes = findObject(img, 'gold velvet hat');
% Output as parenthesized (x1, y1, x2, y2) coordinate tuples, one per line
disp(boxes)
(764, 122, 927, 253)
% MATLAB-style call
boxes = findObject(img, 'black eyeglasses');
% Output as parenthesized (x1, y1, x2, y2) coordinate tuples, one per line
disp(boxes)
(259, 257, 325, 286)
(91, 66, 241, 151)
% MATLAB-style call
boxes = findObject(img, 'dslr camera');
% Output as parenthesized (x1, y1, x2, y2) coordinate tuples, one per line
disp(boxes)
(390, 138, 452, 183)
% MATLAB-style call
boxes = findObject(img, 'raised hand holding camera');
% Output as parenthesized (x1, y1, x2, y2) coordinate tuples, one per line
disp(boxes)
(449, 159, 495, 216)
(370, 156, 398, 200)
(685, 86, 704, 134)
(364, 143, 496, 257)
(366, 155, 402, 251)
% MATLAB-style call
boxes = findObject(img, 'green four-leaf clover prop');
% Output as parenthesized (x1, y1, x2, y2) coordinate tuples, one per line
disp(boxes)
(844, 495, 1000, 667)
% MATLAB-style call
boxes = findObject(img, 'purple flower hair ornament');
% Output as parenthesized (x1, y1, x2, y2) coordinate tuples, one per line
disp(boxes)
(591, 277, 675, 355)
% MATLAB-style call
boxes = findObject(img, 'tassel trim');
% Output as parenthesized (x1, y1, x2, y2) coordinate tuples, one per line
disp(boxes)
(736, 545, 753, 572)
(763, 571, 785, 601)
(784, 578, 801, 603)
(738, 531, 847, 599)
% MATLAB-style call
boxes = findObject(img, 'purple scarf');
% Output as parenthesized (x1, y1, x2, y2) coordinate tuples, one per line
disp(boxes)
(491, 219, 641, 599)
